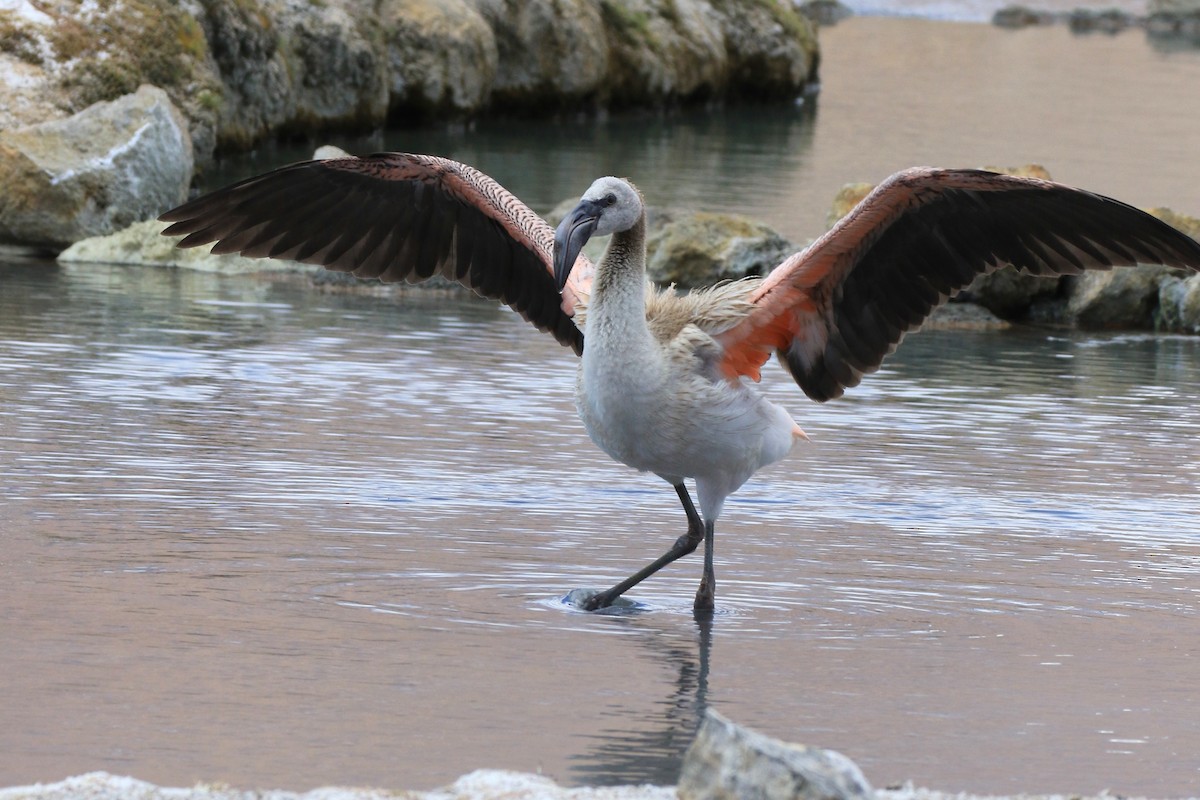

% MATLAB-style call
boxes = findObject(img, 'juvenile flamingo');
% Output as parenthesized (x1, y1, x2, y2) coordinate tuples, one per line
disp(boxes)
(160, 155, 1200, 611)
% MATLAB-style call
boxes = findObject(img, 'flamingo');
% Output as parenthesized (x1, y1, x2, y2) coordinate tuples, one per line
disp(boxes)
(159, 154, 1200, 611)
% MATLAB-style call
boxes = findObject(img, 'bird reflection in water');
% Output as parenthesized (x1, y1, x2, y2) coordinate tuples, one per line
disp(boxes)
(567, 609, 714, 787)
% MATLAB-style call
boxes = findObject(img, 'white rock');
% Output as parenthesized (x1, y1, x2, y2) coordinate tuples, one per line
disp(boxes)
(57, 219, 318, 276)
(313, 145, 354, 160)
(0, 770, 673, 800)
(678, 709, 873, 800)
(0, 85, 193, 249)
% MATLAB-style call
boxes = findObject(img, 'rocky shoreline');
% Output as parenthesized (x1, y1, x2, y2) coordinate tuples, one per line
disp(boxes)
(0, 0, 819, 173)
(2, 711, 1195, 800)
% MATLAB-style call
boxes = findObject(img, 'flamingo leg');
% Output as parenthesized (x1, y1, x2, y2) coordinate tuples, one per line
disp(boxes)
(693, 519, 716, 612)
(581, 483, 706, 611)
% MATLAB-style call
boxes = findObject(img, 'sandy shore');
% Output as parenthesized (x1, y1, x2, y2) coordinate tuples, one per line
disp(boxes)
(0, 771, 1193, 800)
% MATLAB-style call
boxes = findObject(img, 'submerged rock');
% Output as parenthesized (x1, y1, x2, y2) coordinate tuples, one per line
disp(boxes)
(992, 4, 1060, 27)
(1147, 0, 1200, 38)
(1066, 265, 1176, 328)
(1158, 273, 1200, 333)
(1068, 7, 1137, 33)
(993, 0, 1200, 37)
(645, 210, 796, 287)
(0, 85, 193, 250)
(56, 218, 317, 276)
(925, 301, 1012, 331)
(547, 198, 797, 288)
(961, 269, 1062, 319)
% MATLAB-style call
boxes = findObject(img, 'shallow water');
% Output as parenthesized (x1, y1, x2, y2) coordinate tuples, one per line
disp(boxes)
(3, 14, 1200, 799)
(3, 258, 1199, 794)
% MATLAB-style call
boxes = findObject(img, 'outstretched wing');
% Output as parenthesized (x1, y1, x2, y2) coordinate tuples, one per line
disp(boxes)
(159, 153, 591, 355)
(715, 167, 1200, 401)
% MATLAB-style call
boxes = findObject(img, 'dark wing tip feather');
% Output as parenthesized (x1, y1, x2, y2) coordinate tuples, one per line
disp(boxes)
(778, 168, 1200, 402)
(158, 153, 583, 355)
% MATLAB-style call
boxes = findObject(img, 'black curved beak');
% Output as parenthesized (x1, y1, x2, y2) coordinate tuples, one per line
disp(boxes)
(553, 200, 602, 292)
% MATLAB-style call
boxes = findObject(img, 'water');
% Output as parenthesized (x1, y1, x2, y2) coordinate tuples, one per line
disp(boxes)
(3, 14, 1200, 798)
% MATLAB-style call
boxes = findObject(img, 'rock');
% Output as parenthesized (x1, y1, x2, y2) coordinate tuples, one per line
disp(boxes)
(1066, 265, 1175, 329)
(1146, 207, 1200, 241)
(798, 0, 855, 26)
(56, 144, 350, 272)
(1157, 273, 1200, 333)
(961, 269, 1062, 319)
(1141, 0, 1200, 37)
(678, 709, 873, 800)
(472, 0, 609, 109)
(826, 182, 874, 229)
(381, 0, 498, 120)
(1068, 8, 1135, 33)
(0, 1, 70, 132)
(548, 198, 795, 287)
(199, 0, 389, 151)
(711, 0, 818, 100)
(599, 0, 728, 106)
(0, 0, 389, 159)
(978, 163, 1052, 180)
(0, 85, 193, 250)
(313, 144, 354, 160)
(0, 0, 222, 168)
(439, 769, 675, 799)
(0, 769, 676, 800)
(466, 0, 817, 111)
(598, 0, 817, 106)
(645, 209, 796, 287)
(992, 5, 1060, 27)
(925, 301, 1012, 331)
(56, 218, 316, 275)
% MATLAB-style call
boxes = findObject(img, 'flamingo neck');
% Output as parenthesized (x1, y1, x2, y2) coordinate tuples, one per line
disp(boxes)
(590, 214, 648, 330)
